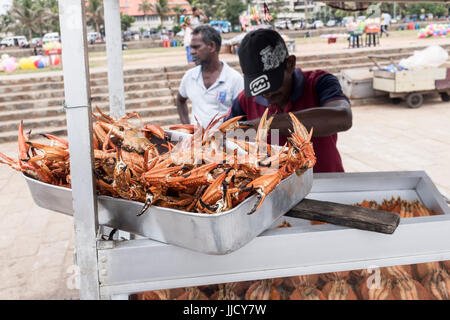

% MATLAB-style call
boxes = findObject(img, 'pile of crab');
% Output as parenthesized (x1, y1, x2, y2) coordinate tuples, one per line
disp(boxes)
(0, 107, 316, 216)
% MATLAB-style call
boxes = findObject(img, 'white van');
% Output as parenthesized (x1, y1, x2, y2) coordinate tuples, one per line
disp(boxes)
(0, 36, 29, 48)
(42, 32, 60, 43)
(87, 32, 102, 44)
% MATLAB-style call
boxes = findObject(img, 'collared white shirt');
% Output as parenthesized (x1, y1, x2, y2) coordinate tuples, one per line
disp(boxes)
(178, 61, 244, 128)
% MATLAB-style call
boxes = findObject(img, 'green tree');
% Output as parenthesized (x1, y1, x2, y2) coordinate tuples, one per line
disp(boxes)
(224, 0, 245, 27)
(138, 0, 152, 29)
(407, 3, 447, 17)
(36, 0, 59, 34)
(191, 0, 224, 21)
(152, 0, 170, 29)
(8, 0, 54, 39)
(171, 4, 183, 25)
(86, 0, 104, 33)
(121, 13, 136, 31)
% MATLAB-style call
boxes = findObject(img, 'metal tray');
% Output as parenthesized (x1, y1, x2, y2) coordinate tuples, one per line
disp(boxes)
(95, 171, 450, 296)
(24, 168, 312, 255)
(267, 170, 450, 230)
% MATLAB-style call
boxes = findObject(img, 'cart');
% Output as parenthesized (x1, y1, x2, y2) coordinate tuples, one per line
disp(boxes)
(369, 55, 450, 108)
(54, 1, 450, 300)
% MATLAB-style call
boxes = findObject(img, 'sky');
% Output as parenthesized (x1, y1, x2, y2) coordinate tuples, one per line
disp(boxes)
(0, 0, 11, 15)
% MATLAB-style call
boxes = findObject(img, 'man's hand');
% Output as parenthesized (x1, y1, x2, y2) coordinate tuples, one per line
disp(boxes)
(176, 92, 190, 124)
(238, 118, 259, 130)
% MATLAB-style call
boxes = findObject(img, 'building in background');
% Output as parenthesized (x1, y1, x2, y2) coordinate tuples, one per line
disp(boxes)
(251, 0, 325, 22)
(120, 0, 191, 30)
(0, 0, 12, 16)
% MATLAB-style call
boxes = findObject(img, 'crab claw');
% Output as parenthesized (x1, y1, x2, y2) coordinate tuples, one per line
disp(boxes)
(18, 121, 30, 160)
(142, 123, 165, 140)
(169, 124, 195, 134)
(245, 170, 283, 214)
(40, 133, 69, 150)
(288, 112, 311, 142)
(218, 116, 245, 133)
(26, 142, 70, 162)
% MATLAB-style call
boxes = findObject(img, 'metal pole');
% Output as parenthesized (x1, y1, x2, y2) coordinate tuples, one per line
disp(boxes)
(104, 0, 126, 118)
(58, 0, 100, 299)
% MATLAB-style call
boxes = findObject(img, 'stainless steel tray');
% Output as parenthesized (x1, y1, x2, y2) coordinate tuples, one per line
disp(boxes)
(95, 171, 450, 296)
(24, 168, 312, 255)
(267, 170, 450, 230)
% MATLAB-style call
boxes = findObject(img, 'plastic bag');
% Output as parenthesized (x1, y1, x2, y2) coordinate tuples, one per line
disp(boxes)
(399, 45, 448, 69)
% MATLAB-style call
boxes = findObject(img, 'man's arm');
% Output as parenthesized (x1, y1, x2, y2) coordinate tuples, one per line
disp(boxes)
(240, 72, 353, 136)
(269, 99, 352, 136)
(176, 92, 190, 124)
(199, 10, 208, 23)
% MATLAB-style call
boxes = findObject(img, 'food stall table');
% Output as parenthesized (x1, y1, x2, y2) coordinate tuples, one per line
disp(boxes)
(56, 1, 450, 299)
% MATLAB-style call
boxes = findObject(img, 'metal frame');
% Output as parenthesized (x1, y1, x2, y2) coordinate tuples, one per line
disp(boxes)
(58, 1, 450, 300)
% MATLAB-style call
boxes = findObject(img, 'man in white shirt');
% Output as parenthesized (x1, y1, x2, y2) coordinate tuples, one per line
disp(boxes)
(381, 12, 391, 37)
(190, 7, 208, 29)
(176, 25, 244, 128)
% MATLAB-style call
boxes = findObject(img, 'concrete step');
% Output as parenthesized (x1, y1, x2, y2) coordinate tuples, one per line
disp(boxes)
(311, 62, 376, 74)
(0, 113, 181, 143)
(0, 99, 180, 122)
(0, 74, 64, 87)
(0, 98, 65, 112)
(0, 94, 175, 113)
(166, 71, 186, 81)
(91, 80, 171, 94)
(164, 65, 191, 73)
(0, 89, 65, 103)
(0, 81, 65, 94)
(295, 43, 450, 63)
(91, 87, 173, 103)
(0, 78, 172, 97)
(298, 52, 411, 69)
(90, 73, 169, 86)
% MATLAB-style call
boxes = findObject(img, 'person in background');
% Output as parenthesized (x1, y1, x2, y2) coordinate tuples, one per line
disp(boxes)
(225, 29, 352, 173)
(182, 17, 194, 65)
(176, 25, 243, 127)
(190, 7, 208, 29)
(380, 11, 391, 37)
(179, 8, 186, 24)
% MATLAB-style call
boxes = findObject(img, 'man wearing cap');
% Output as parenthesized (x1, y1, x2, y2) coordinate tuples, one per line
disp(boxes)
(226, 29, 352, 173)
(176, 25, 244, 127)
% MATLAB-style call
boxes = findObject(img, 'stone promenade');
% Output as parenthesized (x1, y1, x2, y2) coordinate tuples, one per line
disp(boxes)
(0, 99, 449, 299)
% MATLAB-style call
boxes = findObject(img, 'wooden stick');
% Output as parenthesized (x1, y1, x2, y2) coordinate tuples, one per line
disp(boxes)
(286, 199, 400, 234)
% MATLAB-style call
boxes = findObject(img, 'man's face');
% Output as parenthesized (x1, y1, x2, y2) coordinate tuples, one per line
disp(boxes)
(260, 56, 296, 108)
(261, 69, 292, 107)
(190, 33, 214, 66)
(193, 9, 199, 16)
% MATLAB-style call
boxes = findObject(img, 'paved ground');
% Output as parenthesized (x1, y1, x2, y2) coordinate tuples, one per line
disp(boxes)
(0, 97, 449, 299)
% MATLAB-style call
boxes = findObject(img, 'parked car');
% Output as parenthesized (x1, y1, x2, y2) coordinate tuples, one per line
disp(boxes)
(0, 36, 29, 48)
(31, 37, 42, 47)
(275, 20, 293, 30)
(122, 30, 140, 41)
(42, 32, 60, 43)
(326, 20, 336, 27)
(307, 20, 324, 29)
(209, 20, 232, 33)
(87, 32, 103, 44)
